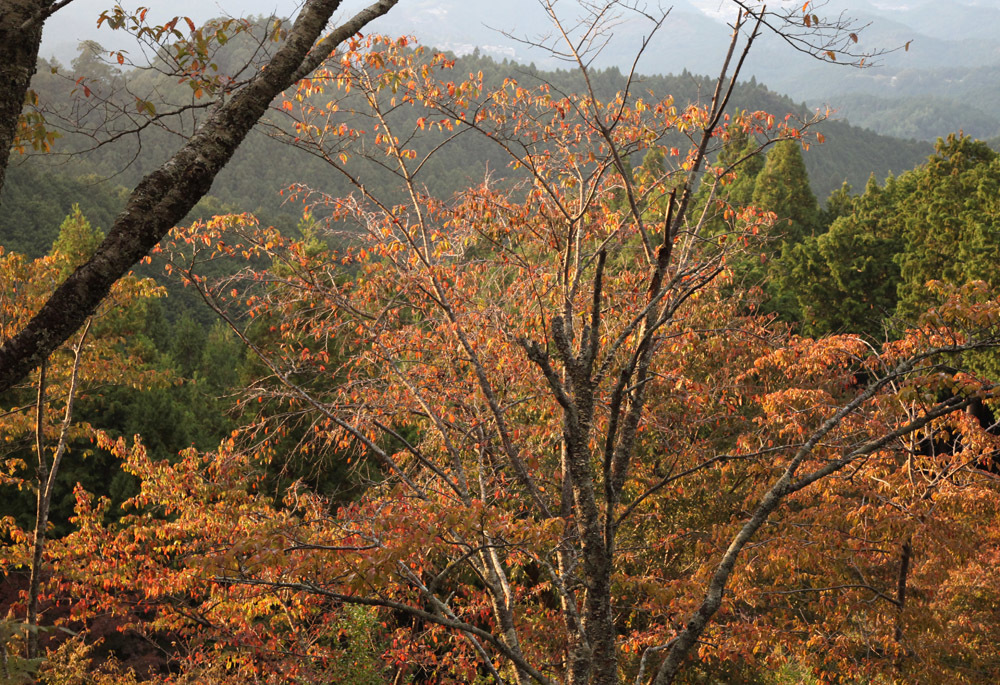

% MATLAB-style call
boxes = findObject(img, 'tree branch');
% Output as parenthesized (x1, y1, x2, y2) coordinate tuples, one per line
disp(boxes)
(0, 0, 399, 393)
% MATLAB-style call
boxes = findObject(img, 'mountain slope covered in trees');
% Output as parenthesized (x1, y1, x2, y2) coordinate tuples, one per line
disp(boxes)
(3, 6, 1000, 684)
(5, 37, 931, 260)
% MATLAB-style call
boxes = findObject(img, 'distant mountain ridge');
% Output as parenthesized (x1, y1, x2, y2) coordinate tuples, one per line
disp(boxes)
(363, 0, 1000, 142)
(38, 0, 999, 144)
(18, 36, 932, 248)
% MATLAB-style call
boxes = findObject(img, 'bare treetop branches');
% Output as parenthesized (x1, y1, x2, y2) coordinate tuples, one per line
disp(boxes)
(100, 10, 1000, 682)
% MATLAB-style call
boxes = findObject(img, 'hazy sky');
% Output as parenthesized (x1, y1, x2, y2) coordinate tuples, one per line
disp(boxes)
(35, 0, 803, 67)
(38, 0, 989, 79)
(40, 0, 391, 64)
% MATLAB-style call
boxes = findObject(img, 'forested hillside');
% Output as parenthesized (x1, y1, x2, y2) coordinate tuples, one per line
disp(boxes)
(822, 91, 1000, 142)
(36, 0, 1000, 145)
(3, 32, 930, 260)
(3, 3, 1000, 685)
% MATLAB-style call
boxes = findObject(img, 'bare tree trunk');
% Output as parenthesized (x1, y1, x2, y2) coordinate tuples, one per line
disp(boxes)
(0, 0, 45, 201)
(479, 546, 530, 685)
(25, 360, 46, 661)
(25, 321, 88, 660)
(893, 538, 912, 672)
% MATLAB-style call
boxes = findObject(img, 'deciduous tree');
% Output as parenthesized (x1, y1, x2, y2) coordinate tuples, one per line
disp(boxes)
(0, 207, 165, 664)
(38, 8, 1000, 685)
(8, 3, 996, 684)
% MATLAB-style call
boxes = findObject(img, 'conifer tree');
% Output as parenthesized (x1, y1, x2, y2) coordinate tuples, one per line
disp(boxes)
(718, 127, 765, 209)
(895, 134, 1000, 320)
(781, 174, 903, 337)
(49, 204, 104, 277)
(691, 123, 764, 233)
(745, 139, 819, 319)
(819, 180, 854, 228)
(751, 139, 819, 246)
(689, 124, 767, 307)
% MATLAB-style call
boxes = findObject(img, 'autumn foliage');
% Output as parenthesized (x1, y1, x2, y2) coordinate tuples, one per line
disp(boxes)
(4, 12, 1000, 685)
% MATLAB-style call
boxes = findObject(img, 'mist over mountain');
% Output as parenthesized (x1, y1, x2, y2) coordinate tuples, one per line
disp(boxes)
(38, 0, 999, 142)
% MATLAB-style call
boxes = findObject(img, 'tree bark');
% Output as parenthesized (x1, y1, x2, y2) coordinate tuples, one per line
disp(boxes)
(0, 0, 398, 393)
(0, 0, 46, 198)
